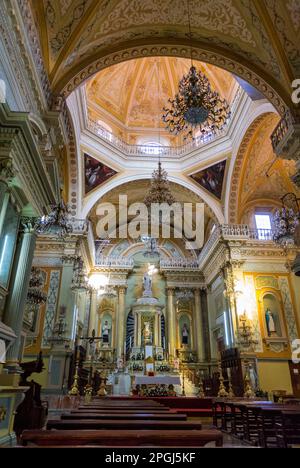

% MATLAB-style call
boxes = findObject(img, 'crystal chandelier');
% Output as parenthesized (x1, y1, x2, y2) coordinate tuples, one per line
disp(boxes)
(162, 67, 231, 140)
(162, 1, 230, 140)
(35, 196, 73, 238)
(273, 193, 300, 246)
(144, 162, 175, 207)
(175, 288, 194, 303)
(27, 267, 47, 305)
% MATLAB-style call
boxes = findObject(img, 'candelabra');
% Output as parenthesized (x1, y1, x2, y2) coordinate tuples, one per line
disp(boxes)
(217, 361, 228, 398)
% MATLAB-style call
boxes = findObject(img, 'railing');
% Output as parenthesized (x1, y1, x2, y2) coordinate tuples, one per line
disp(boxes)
(93, 225, 276, 268)
(271, 110, 296, 153)
(86, 86, 243, 158)
(95, 255, 134, 268)
(160, 258, 199, 270)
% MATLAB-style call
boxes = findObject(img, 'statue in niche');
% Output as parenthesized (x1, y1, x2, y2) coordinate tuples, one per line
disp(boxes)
(143, 272, 152, 296)
(181, 323, 189, 346)
(101, 320, 111, 346)
(143, 321, 153, 345)
(265, 308, 277, 336)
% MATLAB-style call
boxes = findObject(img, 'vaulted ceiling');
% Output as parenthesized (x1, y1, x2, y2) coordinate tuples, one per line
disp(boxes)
(86, 56, 236, 142)
(31, 0, 299, 111)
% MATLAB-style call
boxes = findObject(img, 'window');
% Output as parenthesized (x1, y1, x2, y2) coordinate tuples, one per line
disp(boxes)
(255, 213, 272, 240)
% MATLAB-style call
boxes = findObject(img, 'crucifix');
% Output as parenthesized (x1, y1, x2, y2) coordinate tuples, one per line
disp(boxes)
(80, 329, 103, 385)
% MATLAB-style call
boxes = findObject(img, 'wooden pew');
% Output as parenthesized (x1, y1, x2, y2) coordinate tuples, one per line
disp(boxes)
(276, 410, 300, 448)
(71, 409, 175, 414)
(62, 412, 187, 421)
(21, 429, 223, 447)
(46, 419, 202, 430)
(78, 405, 170, 411)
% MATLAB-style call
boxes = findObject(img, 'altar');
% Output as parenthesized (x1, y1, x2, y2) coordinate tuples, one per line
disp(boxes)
(135, 376, 181, 386)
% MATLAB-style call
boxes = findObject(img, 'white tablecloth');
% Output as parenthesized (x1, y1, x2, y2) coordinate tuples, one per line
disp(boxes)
(135, 376, 181, 385)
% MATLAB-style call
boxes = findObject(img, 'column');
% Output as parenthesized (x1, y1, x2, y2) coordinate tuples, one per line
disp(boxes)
(194, 288, 204, 362)
(167, 288, 176, 359)
(157, 312, 162, 348)
(3, 220, 37, 370)
(200, 288, 211, 362)
(87, 288, 98, 356)
(134, 311, 138, 347)
(117, 286, 126, 358)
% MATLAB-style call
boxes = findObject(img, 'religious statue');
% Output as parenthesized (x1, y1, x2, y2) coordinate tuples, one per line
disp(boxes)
(181, 323, 189, 346)
(117, 356, 124, 371)
(143, 272, 152, 296)
(102, 320, 111, 345)
(143, 321, 153, 345)
(265, 308, 276, 336)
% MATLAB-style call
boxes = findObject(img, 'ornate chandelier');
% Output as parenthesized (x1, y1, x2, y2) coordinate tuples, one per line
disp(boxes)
(144, 162, 175, 207)
(162, 0, 230, 140)
(35, 196, 73, 238)
(162, 66, 231, 140)
(273, 193, 300, 246)
(27, 267, 47, 305)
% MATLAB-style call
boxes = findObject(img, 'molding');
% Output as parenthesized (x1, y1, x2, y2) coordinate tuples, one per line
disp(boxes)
(58, 43, 289, 116)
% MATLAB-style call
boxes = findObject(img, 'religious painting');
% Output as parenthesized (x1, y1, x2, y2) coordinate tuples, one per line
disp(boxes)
(190, 160, 226, 199)
(84, 153, 117, 194)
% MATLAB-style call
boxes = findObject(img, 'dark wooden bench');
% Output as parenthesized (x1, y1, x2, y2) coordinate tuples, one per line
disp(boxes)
(21, 429, 223, 447)
(62, 412, 186, 421)
(78, 405, 170, 411)
(46, 419, 202, 430)
(71, 409, 175, 414)
(276, 410, 300, 448)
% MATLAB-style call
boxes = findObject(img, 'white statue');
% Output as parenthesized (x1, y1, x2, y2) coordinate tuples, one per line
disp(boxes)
(117, 356, 124, 371)
(143, 272, 152, 296)
(265, 308, 276, 336)
(102, 319, 111, 345)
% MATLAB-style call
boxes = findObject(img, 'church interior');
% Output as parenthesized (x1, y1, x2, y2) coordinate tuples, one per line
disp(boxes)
(0, 0, 300, 449)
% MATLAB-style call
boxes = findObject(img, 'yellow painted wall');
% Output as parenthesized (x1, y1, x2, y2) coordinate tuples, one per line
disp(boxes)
(258, 360, 293, 394)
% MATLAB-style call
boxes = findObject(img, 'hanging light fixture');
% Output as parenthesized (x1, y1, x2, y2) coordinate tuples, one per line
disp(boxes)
(143, 60, 176, 255)
(273, 193, 300, 246)
(162, 0, 231, 140)
(35, 193, 73, 238)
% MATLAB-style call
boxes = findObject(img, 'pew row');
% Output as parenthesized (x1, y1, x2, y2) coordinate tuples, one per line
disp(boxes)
(61, 412, 186, 421)
(21, 429, 223, 447)
(46, 419, 202, 430)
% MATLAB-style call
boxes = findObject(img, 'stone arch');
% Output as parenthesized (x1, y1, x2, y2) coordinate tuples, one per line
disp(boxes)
(81, 172, 225, 224)
(57, 44, 290, 117)
(228, 113, 277, 224)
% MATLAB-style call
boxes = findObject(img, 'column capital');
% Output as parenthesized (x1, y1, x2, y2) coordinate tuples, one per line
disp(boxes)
(166, 287, 175, 296)
(20, 217, 38, 234)
(0, 157, 16, 184)
(118, 286, 127, 295)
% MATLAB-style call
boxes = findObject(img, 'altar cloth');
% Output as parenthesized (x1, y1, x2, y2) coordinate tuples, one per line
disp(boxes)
(135, 376, 181, 385)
